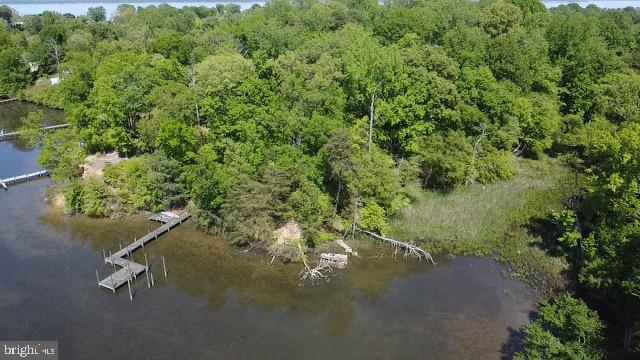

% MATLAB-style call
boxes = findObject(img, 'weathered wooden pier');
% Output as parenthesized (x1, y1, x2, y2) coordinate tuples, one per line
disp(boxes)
(0, 123, 70, 141)
(99, 211, 190, 292)
(0, 170, 49, 190)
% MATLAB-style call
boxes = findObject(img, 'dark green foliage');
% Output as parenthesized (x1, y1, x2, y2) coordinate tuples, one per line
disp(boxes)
(103, 151, 187, 213)
(0, 47, 29, 97)
(87, 6, 106, 22)
(516, 294, 604, 359)
(0, 6, 12, 22)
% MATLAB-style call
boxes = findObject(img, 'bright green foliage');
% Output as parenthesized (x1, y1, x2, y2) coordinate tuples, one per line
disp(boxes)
(416, 131, 473, 189)
(64, 179, 111, 217)
(480, 1, 523, 38)
(80, 179, 111, 217)
(516, 294, 604, 360)
(594, 72, 640, 124)
(285, 181, 332, 229)
(359, 202, 389, 234)
(507, 0, 546, 15)
(515, 93, 562, 157)
(39, 129, 85, 180)
(552, 209, 581, 248)
(154, 119, 198, 161)
(18, 110, 46, 147)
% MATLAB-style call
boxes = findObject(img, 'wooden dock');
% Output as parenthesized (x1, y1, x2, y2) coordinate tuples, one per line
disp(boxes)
(1, 170, 49, 190)
(0, 123, 70, 141)
(99, 211, 191, 291)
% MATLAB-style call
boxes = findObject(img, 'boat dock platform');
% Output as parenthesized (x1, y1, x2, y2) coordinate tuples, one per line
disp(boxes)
(99, 211, 191, 291)
(0, 124, 70, 141)
(1, 170, 49, 190)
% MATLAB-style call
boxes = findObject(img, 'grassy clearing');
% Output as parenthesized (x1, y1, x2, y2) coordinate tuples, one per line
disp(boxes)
(390, 157, 578, 296)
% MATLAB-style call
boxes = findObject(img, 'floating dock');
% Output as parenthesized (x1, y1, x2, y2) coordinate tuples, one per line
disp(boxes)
(99, 211, 191, 291)
(1, 170, 49, 190)
(0, 124, 70, 141)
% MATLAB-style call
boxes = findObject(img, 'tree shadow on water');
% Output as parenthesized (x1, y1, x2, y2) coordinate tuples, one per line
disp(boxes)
(500, 311, 537, 359)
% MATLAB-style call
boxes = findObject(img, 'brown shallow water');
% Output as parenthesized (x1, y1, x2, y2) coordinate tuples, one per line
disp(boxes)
(0, 103, 534, 359)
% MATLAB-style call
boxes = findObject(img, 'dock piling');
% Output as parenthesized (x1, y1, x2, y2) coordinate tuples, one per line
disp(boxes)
(97, 212, 190, 292)
(162, 256, 167, 277)
(96, 269, 100, 286)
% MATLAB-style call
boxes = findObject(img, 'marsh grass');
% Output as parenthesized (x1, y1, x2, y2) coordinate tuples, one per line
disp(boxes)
(390, 157, 578, 295)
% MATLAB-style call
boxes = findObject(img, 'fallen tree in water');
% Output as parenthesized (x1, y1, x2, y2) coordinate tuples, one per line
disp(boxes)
(357, 229, 436, 265)
(298, 243, 334, 286)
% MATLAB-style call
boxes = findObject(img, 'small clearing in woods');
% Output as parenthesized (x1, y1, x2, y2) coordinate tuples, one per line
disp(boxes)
(390, 157, 577, 296)
(82, 152, 123, 180)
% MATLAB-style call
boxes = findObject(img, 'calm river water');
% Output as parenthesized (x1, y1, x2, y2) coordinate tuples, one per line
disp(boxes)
(0, 102, 535, 359)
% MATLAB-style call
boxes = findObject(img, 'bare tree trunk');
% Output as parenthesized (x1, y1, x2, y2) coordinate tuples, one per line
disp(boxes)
(333, 175, 341, 217)
(359, 229, 435, 265)
(47, 38, 61, 74)
(195, 103, 201, 126)
(188, 64, 201, 126)
(351, 195, 361, 237)
(466, 125, 489, 185)
(624, 322, 635, 350)
(369, 92, 376, 154)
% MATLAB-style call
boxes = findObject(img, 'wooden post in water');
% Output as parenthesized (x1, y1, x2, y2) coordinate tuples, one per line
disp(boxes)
(127, 280, 133, 302)
(162, 256, 167, 277)
(151, 271, 155, 287)
(96, 269, 100, 286)
(109, 250, 115, 273)
(119, 242, 122, 251)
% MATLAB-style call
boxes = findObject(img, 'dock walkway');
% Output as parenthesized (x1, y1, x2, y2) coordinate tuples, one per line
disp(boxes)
(0, 124, 70, 141)
(99, 211, 190, 291)
(1, 170, 49, 189)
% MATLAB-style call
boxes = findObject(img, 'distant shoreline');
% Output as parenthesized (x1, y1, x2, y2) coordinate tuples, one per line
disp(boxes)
(0, 0, 638, 15)
(0, 0, 255, 3)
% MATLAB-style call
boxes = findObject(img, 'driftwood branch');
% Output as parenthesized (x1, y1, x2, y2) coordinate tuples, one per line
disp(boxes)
(359, 229, 435, 265)
(298, 243, 334, 285)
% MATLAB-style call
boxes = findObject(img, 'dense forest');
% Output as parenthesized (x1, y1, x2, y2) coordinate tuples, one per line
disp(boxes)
(0, 0, 639, 357)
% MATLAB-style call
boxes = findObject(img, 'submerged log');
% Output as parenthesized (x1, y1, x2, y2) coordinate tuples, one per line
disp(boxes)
(359, 229, 436, 265)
